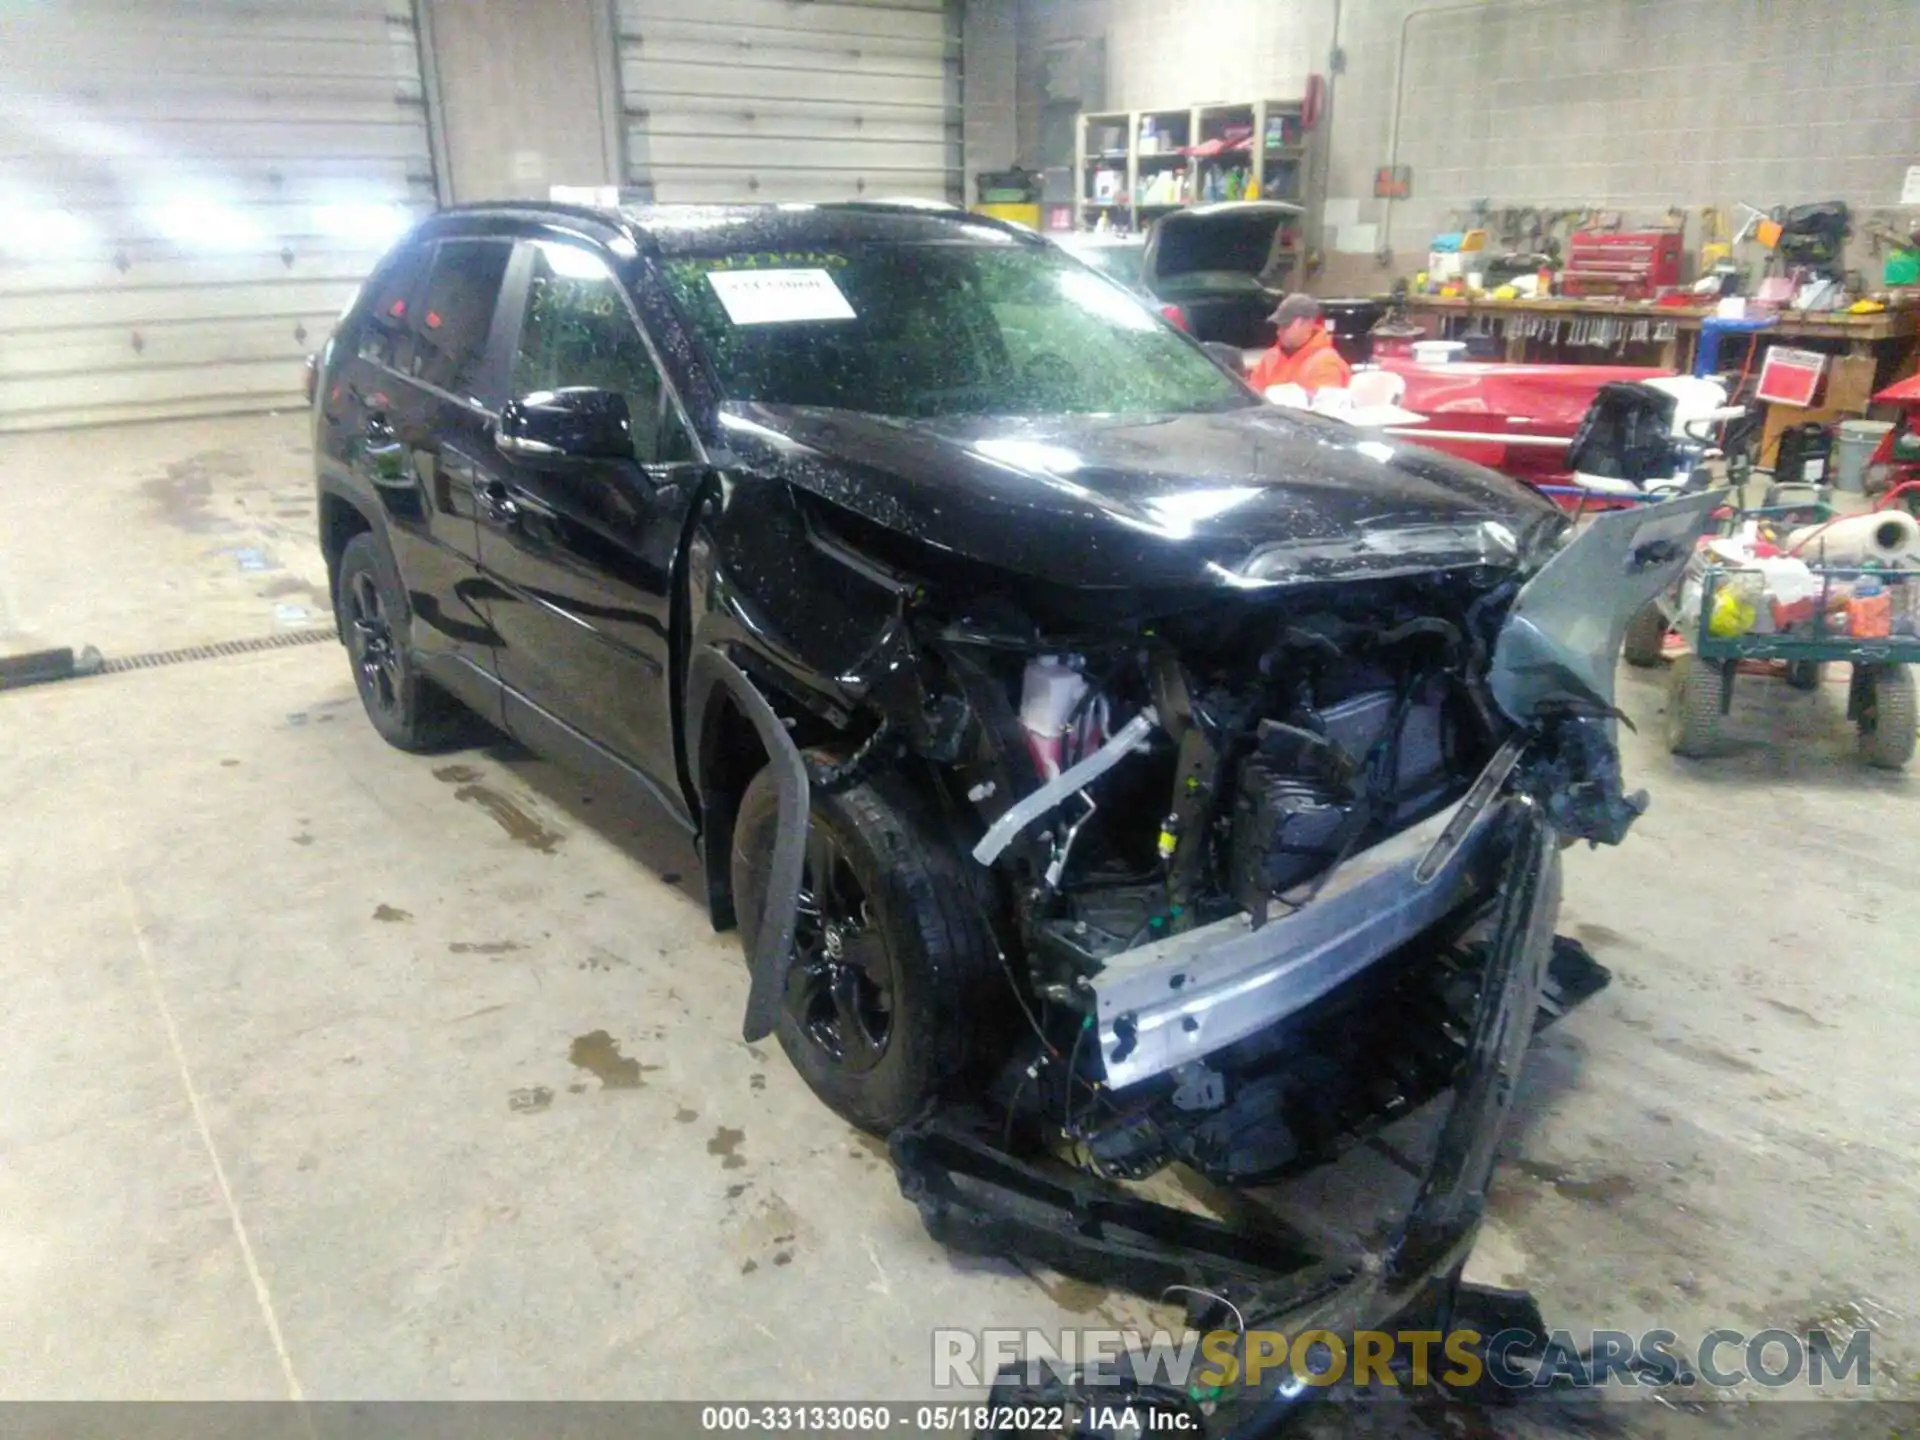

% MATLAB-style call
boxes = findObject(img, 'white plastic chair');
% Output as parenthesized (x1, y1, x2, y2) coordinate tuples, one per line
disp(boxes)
(1347, 368, 1407, 409)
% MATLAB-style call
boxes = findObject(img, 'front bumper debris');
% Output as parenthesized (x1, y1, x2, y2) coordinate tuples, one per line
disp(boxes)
(890, 806, 1570, 1435)
(1091, 793, 1508, 1091)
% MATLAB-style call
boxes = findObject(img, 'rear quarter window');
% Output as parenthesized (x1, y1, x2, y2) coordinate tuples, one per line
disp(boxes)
(351, 242, 433, 369)
(408, 239, 514, 400)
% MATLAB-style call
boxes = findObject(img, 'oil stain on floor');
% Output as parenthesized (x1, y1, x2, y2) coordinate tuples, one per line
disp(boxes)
(568, 1030, 659, 1089)
(708, 1126, 747, 1170)
(453, 783, 562, 853)
(141, 451, 252, 534)
(1512, 1158, 1638, 1207)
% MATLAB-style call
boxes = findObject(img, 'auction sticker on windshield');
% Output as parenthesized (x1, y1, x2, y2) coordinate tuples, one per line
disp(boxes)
(706, 268, 855, 325)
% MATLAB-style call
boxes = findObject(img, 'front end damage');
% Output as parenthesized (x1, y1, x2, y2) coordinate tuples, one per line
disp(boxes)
(892, 808, 1565, 1432)
(721, 482, 1713, 1424)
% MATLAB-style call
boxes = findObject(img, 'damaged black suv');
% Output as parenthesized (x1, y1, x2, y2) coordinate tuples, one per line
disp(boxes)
(316, 203, 1705, 1369)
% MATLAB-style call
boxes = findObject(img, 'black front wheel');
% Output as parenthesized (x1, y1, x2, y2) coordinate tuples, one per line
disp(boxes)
(335, 533, 469, 753)
(730, 757, 1002, 1133)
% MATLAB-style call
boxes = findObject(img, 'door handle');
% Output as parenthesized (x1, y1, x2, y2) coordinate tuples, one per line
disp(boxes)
(474, 476, 521, 525)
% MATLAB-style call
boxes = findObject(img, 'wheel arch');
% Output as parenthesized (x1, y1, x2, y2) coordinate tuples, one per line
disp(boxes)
(686, 646, 812, 1042)
(318, 488, 376, 616)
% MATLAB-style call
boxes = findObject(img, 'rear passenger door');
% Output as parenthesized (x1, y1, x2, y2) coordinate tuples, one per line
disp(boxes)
(475, 238, 699, 806)
(381, 237, 516, 697)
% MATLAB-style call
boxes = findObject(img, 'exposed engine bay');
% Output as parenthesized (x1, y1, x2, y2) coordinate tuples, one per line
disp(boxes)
(752, 489, 1715, 1189)
(947, 571, 1529, 1181)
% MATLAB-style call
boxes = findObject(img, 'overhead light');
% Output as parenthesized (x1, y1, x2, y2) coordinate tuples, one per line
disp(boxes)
(312, 202, 411, 245)
(973, 437, 1084, 474)
(0, 206, 96, 257)
(1142, 485, 1262, 538)
(1057, 266, 1157, 331)
(150, 199, 263, 249)
(537, 242, 612, 280)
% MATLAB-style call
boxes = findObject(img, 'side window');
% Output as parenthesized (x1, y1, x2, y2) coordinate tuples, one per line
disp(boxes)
(409, 239, 513, 400)
(353, 242, 433, 368)
(512, 241, 688, 464)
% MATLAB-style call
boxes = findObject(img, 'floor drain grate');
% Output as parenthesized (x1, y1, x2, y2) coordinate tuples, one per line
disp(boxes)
(99, 627, 339, 674)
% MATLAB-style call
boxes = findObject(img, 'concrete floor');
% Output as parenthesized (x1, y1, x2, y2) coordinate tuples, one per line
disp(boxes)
(2, 413, 1916, 1422)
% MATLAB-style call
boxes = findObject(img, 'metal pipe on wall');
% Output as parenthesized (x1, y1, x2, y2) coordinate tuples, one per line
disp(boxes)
(1380, 0, 1574, 260)
(412, 0, 456, 206)
(590, 0, 628, 190)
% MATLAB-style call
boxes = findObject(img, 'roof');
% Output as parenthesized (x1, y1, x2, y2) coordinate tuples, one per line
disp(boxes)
(422, 199, 1039, 260)
(615, 201, 1033, 257)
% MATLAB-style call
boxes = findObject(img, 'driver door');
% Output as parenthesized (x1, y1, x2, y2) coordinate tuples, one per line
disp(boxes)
(475, 239, 699, 813)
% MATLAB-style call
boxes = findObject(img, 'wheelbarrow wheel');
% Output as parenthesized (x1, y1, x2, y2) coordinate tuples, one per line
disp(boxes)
(1622, 601, 1667, 668)
(1667, 653, 1725, 757)
(1783, 660, 1823, 691)
(1854, 663, 1917, 770)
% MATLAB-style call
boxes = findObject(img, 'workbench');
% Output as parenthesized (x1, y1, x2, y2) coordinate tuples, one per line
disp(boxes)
(1401, 295, 1918, 378)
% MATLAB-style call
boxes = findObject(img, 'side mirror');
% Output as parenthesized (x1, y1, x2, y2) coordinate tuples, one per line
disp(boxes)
(497, 387, 633, 464)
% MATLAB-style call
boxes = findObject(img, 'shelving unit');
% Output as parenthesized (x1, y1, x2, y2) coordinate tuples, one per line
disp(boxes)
(1073, 97, 1318, 241)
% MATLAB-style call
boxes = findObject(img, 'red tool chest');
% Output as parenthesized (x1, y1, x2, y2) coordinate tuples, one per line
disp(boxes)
(1561, 230, 1684, 298)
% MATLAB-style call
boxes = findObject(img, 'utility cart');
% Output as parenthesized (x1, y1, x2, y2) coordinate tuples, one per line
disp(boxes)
(1623, 501, 1919, 769)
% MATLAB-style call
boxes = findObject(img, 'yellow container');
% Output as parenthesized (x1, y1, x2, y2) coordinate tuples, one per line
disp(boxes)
(975, 201, 1040, 228)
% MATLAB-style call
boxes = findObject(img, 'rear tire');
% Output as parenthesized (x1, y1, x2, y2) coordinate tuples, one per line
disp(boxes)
(1855, 664, 1917, 770)
(335, 533, 470, 753)
(1621, 601, 1667, 668)
(730, 758, 1003, 1133)
(1666, 652, 1725, 758)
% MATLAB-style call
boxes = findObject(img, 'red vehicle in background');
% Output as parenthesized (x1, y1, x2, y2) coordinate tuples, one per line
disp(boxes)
(1373, 358, 1673, 490)
(1866, 372, 1920, 516)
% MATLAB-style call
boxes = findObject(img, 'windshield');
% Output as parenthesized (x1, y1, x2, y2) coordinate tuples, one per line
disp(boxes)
(659, 241, 1253, 419)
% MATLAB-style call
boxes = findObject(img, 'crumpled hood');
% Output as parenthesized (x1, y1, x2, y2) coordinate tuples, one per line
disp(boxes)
(715, 402, 1562, 589)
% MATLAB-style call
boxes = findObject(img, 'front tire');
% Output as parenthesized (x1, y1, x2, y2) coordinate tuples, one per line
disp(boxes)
(1854, 663, 1917, 770)
(335, 533, 468, 753)
(730, 758, 1001, 1133)
(1667, 652, 1726, 757)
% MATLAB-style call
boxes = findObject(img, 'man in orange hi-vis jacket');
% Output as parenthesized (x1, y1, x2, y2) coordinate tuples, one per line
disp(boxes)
(1246, 293, 1352, 397)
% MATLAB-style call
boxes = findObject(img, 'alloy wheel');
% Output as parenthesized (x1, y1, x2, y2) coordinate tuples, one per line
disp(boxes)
(783, 824, 894, 1072)
(345, 570, 402, 716)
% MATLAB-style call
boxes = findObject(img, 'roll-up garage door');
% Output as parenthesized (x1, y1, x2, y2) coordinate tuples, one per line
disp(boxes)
(616, 0, 960, 205)
(0, 0, 435, 432)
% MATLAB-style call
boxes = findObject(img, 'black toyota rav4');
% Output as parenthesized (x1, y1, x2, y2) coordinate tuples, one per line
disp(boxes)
(316, 201, 1705, 1400)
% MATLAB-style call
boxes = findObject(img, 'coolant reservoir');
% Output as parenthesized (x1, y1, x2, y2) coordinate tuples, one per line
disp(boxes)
(1020, 655, 1087, 781)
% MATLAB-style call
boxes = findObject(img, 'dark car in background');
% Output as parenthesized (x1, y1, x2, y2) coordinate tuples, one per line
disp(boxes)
(1055, 200, 1302, 348)
(311, 201, 1702, 1419)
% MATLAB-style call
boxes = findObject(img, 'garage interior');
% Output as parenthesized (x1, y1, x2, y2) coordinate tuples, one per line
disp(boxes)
(2, 0, 1918, 1430)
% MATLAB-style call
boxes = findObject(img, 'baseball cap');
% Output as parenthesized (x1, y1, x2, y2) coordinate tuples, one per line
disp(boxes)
(1266, 293, 1322, 326)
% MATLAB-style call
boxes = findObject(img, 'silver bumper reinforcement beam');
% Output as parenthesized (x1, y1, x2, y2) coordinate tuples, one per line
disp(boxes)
(1092, 794, 1510, 1090)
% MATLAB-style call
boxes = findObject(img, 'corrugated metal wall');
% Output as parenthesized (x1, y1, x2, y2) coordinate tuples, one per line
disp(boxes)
(0, 0, 435, 432)
(616, 0, 961, 204)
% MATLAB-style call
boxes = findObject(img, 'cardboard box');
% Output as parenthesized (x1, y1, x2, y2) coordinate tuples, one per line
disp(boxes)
(1824, 354, 1878, 414)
